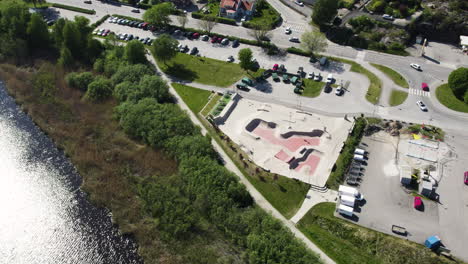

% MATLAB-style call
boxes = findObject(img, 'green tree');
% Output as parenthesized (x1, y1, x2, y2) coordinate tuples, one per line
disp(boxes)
(136, 75, 171, 103)
(448, 67, 468, 98)
(464, 90, 468, 104)
(312, 0, 339, 26)
(27, 13, 49, 50)
(143, 3, 174, 28)
(152, 34, 178, 65)
(85, 76, 113, 101)
(125, 40, 147, 64)
(66, 71, 94, 91)
(113, 81, 135, 102)
(238, 48, 253, 71)
(52, 18, 66, 48)
(62, 22, 81, 58)
(300, 31, 328, 56)
(58, 47, 74, 69)
(111, 64, 153, 84)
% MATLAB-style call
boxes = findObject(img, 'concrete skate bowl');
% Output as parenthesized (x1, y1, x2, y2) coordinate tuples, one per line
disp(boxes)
(289, 148, 322, 176)
(245, 119, 322, 152)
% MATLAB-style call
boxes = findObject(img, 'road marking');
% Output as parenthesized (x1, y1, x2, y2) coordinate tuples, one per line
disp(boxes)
(283, 21, 308, 33)
(409, 89, 430, 97)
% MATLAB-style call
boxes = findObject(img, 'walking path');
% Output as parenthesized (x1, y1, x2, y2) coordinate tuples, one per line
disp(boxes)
(291, 189, 338, 224)
(146, 54, 336, 264)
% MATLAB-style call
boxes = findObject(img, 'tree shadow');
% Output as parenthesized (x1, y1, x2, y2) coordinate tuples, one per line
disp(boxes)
(164, 63, 198, 82)
(255, 81, 273, 93)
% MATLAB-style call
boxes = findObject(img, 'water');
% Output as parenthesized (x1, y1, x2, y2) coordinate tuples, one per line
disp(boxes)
(0, 82, 142, 264)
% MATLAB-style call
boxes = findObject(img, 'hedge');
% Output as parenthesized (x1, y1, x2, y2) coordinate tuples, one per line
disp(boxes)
(191, 13, 238, 26)
(287, 47, 312, 57)
(91, 14, 110, 28)
(51, 3, 96, 14)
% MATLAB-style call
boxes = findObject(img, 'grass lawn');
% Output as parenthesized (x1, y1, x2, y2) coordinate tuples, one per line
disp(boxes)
(201, 94, 222, 116)
(298, 202, 458, 264)
(302, 79, 324, 98)
(389, 89, 408, 106)
(248, 1, 281, 29)
(436, 84, 468, 113)
(172, 83, 212, 113)
(371, 63, 409, 88)
(172, 85, 309, 219)
(330, 57, 382, 104)
(155, 53, 245, 87)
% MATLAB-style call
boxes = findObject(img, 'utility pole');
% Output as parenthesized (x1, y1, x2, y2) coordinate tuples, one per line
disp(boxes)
(421, 38, 427, 56)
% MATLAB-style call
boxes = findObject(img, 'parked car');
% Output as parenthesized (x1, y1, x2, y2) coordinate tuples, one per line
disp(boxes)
(421, 82, 429, 91)
(272, 64, 279, 71)
(192, 32, 200, 39)
(414, 196, 423, 210)
(410, 63, 421, 71)
(102, 29, 111, 36)
(232, 39, 240, 47)
(131, 9, 140, 13)
(335, 86, 343, 96)
(279, 64, 286, 72)
(289, 37, 300, 43)
(382, 14, 394, 20)
(236, 83, 250, 91)
(227, 55, 234, 62)
(294, 1, 304, 6)
(173, 29, 182, 35)
(211, 36, 218, 43)
(326, 74, 334, 83)
(416, 100, 428, 111)
(308, 72, 314, 79)
(190, 47, 198, 55)
(146, 39, 153, 46)
(314, 73, 321, 81)
(93, 29, 99, 35)
(221, 38, 229, 45)
(201, 35, 209, 41)
(464, 171, 468, 185)
(284, 27, 292, 34)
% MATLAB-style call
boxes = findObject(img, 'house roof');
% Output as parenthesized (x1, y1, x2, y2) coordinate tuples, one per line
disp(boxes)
(240, 0, 254, 11)
(220, 0, 254, 11)
(220, 0, 237, 9)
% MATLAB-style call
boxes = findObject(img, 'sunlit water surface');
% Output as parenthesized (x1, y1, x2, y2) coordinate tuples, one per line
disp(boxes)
(0, 82, 142, 264)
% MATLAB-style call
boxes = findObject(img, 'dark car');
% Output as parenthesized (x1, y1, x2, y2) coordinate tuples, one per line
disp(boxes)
(131, 9, 140, 13)
(190, 47, 198, 55)
(84, 0, 92, 3)
(192, 32, 200, 39)
(146, 39, 153, 46)
(232, 39, 239, 48)
(211, 36, 218, 43)
(186, 32, 193, 38)
(279, 64, 286, 72)
(464, 171, 468, 185)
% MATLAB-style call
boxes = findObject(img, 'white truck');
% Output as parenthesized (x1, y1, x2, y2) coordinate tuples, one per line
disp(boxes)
(338, 204, 354, 217)
(339, 185, 364, 200)
(340, 195, 356, 207)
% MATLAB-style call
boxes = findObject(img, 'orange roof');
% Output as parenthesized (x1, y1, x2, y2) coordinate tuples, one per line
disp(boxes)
(220, 0, 237, 9)
(241, 0, 254, 11)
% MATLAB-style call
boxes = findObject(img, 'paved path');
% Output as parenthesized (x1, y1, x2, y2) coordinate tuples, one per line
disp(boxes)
(146, 54, 336, 264)
(291, 189, 338, 223)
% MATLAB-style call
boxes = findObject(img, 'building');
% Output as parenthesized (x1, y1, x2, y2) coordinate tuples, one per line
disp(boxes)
(460, 35, 468, 53)
(219, 0, 256, 19)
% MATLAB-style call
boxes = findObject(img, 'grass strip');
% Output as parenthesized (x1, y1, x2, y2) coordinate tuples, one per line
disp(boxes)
(302, 79, 324, 98)
(435, 83, 468, 113)
(52, 3, 96, 14)
(326, 117, 366, 189)
(298, 202, 458, 264)
(173, 84, 309, 219)
(371, 63, 409, 88)
(172, 83, 211, 113)
(389, 89, 408, 106)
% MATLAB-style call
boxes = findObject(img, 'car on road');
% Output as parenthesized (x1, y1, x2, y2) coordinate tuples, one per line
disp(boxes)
(289, 37, 300, 43)
(414, 196, 423, 210)
(464, 171, 468, 185)
(227, 55, 234, 62)
(84, 0, 92, 4)
(410, 63, 421, 71)
(236, 83, 250, 91)
(295, 1, 304, 6)
(326, 74, 334, 83)
(190, 47, 198, 55)
(308, 72, 314, 79)
(421, 82, 429, 91)
(272, 64, 279, 71)
(416, 100, 428, 111)
(131, 9, 140, 13)
(314, 73, 321, 81)
(382, 14, 394, 20)
(284, 27, 292, 34)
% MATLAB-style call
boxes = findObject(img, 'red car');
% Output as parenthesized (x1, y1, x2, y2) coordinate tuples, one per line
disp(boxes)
(210, 36, 217, 43)
(464, 171, 468, 185)
(192, 32, 200, 39)
(422, 82, 429, 91)
(272, 64, 279, 71)
(414, 196, 423, 209)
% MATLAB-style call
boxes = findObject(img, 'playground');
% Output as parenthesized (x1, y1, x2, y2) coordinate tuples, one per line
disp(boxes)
(218, 98, 354, 186)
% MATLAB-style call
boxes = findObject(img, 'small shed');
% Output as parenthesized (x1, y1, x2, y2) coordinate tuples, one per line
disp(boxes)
(425, 236, 441, 249)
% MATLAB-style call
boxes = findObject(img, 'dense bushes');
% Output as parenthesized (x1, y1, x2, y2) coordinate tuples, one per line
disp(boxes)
(66, 71, 95, 91)
(51, 3, 96, 14)
(326, 117, 366, 189)
(85, 76, 113, 101)
(448, 67, 468, 101)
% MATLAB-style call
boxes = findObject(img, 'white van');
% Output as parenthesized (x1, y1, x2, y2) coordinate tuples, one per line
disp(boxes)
(339, 185, 364, 200)
(340, 195, 355, 207)
(353, 154, 365, 161)
(338, 204, 354, 217)
(354, 148, 366, 155)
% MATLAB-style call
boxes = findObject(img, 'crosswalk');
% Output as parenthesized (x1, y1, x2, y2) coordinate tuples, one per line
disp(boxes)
(408, 89, 431, 97)
(283, 22, 308, 33)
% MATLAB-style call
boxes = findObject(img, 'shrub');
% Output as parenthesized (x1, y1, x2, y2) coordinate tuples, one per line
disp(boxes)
(85, 76, 113, 101)
(448, 67, 468, 98)
(91, 14, 110, 28)
(369, 0, 386, 12)
(287, 47, 311, 56)
(51, 3, 96, 14)
(348, 15, 375, 32)
(66, 71, 95, 91)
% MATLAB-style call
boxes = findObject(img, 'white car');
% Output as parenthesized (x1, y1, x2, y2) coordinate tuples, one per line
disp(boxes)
(227, 55, 234, 62)
(326, 74, 334, 83)
(410, 63, 421, 71)
(295, 1, 304, 6)
(284, 27, 292, 34)
(416, 100, 428, 111)
(382, 14, 394, 20)
(335, 84, 343, 96)
(314, 73, 321, 81)
(308, 72, 314, 79)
